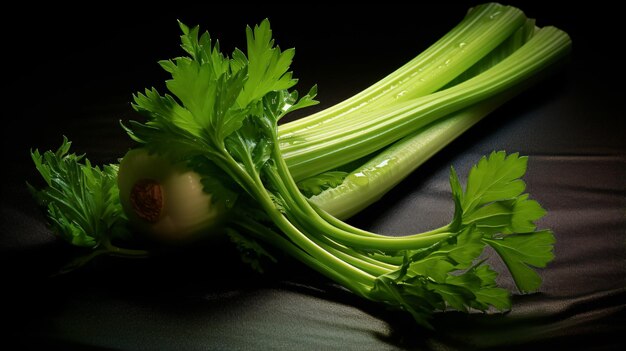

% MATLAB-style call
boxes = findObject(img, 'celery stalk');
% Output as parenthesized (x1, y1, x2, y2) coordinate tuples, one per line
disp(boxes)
(278, 3, 525, 137)
(307, 19, 543, 219)
(310, 97, 507, 219)
(283, 27, 571, 181)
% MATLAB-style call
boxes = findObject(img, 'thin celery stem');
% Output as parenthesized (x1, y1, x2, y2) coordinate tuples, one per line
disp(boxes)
(224, 151, 377, 286)
(235, 218, 373, 297)
(102, 239, 150, 258)
(317, 242, 393, 276)
(281, 202, 398, 274)
(269, 141, 455, 250)
(313, 202, 451, 238)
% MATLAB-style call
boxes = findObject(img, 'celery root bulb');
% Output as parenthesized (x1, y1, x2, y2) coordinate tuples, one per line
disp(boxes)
(118, 148, 227, 242)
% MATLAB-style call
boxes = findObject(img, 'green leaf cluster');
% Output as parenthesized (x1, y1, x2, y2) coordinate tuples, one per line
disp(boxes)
(29, 137, 125, 247)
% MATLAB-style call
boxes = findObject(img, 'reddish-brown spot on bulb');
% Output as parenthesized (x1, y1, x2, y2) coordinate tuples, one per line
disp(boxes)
(130, 179, 163, 223)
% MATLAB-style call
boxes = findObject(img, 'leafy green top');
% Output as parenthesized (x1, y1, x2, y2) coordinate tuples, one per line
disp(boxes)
(453, 151, 553, 293)
(124, 20, 318, 245)
(127, 19, 316, 161)
(372, 151, 554, 326)
(29, 137, 126, 247)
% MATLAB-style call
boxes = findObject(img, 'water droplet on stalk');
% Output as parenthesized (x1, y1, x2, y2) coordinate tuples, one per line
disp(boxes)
(395, 90, 408, 99)
(350, 172, 369, 186)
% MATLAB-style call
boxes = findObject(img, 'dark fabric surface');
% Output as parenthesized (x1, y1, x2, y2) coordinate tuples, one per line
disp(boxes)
(2, 3, 625, 350)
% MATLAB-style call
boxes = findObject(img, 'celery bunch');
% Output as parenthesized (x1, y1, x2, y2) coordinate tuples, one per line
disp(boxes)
(29, 3, 571, 327)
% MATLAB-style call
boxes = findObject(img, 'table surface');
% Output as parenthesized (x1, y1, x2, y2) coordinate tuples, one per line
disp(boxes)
(2, 2, 625, 350)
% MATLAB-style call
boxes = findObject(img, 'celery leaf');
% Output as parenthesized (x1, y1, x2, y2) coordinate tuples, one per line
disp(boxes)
(29, 137, 126, 247)
(484, 230, 555, 293)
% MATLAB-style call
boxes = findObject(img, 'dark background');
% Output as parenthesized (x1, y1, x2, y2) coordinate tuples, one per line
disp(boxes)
(2, 2, 625, 350)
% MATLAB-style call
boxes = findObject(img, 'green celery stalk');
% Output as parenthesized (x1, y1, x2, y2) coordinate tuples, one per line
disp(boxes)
(310, 97, 507, 219)
(308, 19, 542, 219)
(278, 3, 525, 137)
(283, 27, 571, 181)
